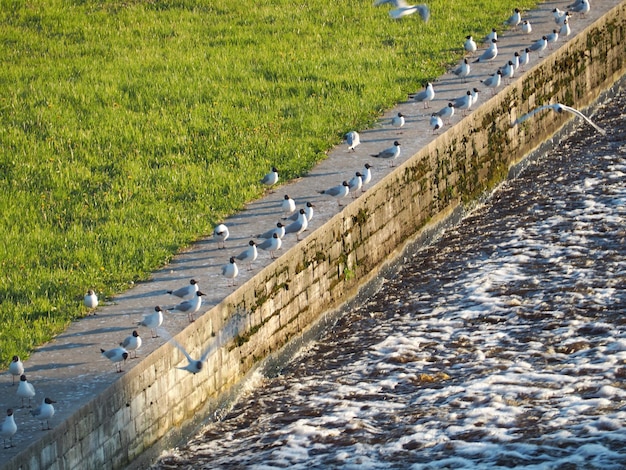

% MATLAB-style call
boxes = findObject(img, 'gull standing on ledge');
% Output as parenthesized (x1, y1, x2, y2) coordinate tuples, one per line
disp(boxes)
(474, 39, 498, 63)
(345, 131, 360, 152)
(167, 279, 199, 300)
(170, 291, 206, 322)
(512, 103, 606, 135)
(257, 233, 282, 259)
(31, 398, 56, 431)
(319, 181, 351, 205)
(138, 306, 164, 338)
(1, 409, 17, 448)
(371, 141, 401, 167)
(464, 35, 477, 54)
(120, 330, 142, 359)
(9, 356, 24, 386)
(101, 347, 129, 373)
(236, 240, 258, 271)
(221, 258, 239, 287)
(411, 82, 435, 108)
(213, 224, 229, 249)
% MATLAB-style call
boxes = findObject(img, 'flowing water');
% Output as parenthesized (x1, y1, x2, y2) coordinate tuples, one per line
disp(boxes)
(154, 88, 626, 469)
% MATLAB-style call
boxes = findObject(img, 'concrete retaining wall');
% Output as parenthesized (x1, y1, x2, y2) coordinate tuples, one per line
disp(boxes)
(4, 3, 625, 470)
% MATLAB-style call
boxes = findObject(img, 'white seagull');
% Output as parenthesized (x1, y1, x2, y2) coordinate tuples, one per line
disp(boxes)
(512, 103, 606, 135)
(520, 48, 531, 70)
(9, 356, 24, 386)
(435, 102, 455, 125)
(391, 112, 405, 132)
(486, 28, 498, 42)
(120, 330, 142, 359)
(452, 58, 471, 81)
(167, 279, 199, 300)
(84, 289, 98, 314)
(281, 195, 296, 218)
(319, 181, 351, 205)
(261, 167, 279, 187)
(361, 163, 373, 189)
(170, 291, 206, 322)
(505, 8, 521, 28)
(213, 223, 229, 249)
(521, 20, 532, 34)
(560, 18, 571, 37)
(453, 91, 473, 116)
(284, 209, 308, 240)
(474, 39, 498, 63)
(236, 240, 258, 271)
(529, 36, 548, 56)
(546, 29, 559, 48)
(464, 35, 477, 53)
(289, 201, 314, 223)
(371, 141, 401, 166)
(258, 222, 285, 240)
(31, 398, 56, 431)
(430, 113, 443, 134)
(571, 0, 590, 16)
(345, 131, 360, 152)
(16, 374, 35, 408)
(1, 409, 17, 448)
(138, 306, 164, 338)
(348, 171, 363, 197)
(161, 329, 221, 375)
(222, 257, 239, 287)
(388, 0, 430, 21)
(101, 347, 129, 373)
(481, 70, 502, 95)
(411, 82, 435, 108)
(257, 233, 282, 259)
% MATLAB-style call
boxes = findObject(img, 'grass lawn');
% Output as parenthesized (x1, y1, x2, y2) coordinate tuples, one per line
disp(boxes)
(0, 0, 536, 366)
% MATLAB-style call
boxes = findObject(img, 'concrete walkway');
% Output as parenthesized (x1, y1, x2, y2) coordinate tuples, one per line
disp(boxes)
(0, 0, 619, 465)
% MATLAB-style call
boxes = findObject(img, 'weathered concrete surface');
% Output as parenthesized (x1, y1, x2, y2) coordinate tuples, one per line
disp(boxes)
(1, 1, 625, 469)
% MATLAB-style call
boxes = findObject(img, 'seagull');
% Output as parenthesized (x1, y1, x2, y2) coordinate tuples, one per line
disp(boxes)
(470, 87, 480, 107)
(500, 60, 515, 83)
(511, 51, 521, 70)
(464, 35, 477, 53)
(520, 48, 531, 70)
(345, 131, 360, 151)
(529, 36, 548, 56)
(289, 201, 314, 222)
(512, 103, 606, 135)
(560, 18, 571, 37)
(453, 91, 473, 116)
(213, 224, 229, 249)
(388, 0, 430, 21)
(319, 181, 351, 204)
(120, 330, 142, 359)
(284, 209, 308, 240)
(160, 329, 220, 375)
(235, 240, 258, 271)
(258, 222, 285, 240)
(261, 167, 279, 187)
(170, 291, 206, 322)
(435, 102, 455, 125)
(410, 82, 435, 108)
(555, 10, 571, 26)
(371, 141, 401, 166)
(257, 233, 282, 259)
(474, 39, 498, 63)
(452, 58, 471, 81)
(138, 306, 164, 338)
(571, 0, 590, 16)
(481, 70, 502, 95)
(221, 258, 239, 287)
(31, 398, 56, 431)
(1, 409, 17, 448)
(505, 8, 521, 28)
(486, 28, 498, 42)
(521, 20, 532, 34)
(167, 279, 199, 300)
(84, 289, 98, 313)
(16, 374, 35, 408)
(9, 356, 24, 386)
(546, 29, 559, 48)
(348, 172, 363, 197)
(553, 7, 566, 21)
(391, 112, 405, 132)
(430, 113, 443, 134)
(101, 347, 129, 373)
(281, 195, 296, 218)
(361, 163, 373, 189)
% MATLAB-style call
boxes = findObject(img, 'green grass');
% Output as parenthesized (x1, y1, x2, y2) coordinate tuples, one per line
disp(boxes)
(0, 0, 537, 366)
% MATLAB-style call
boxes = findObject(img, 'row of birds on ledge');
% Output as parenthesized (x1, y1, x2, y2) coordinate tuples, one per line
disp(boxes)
(3, 0, 605, 450)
